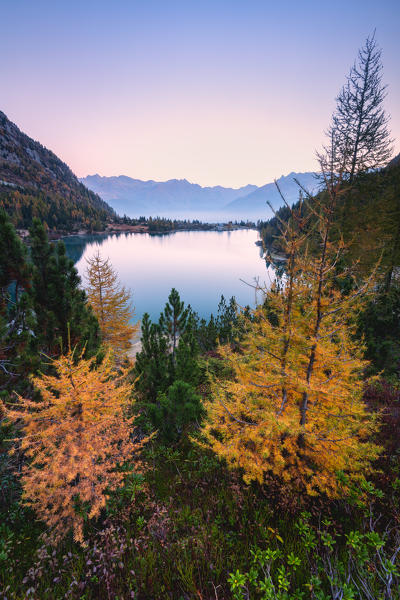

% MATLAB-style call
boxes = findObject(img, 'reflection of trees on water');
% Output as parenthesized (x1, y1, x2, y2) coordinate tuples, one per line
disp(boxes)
(64, 231, 186, 264)
(63, 234, 113, 264)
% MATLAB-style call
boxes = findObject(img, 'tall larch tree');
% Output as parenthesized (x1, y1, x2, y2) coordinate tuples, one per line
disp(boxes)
(85, 252, 137, 361)
(5, 350, 147, 544)
(327, 32, 393, 182)
(202, 188, 380, 497)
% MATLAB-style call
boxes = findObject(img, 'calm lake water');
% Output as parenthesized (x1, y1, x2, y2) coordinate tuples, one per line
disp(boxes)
(64, 229, 272, 322)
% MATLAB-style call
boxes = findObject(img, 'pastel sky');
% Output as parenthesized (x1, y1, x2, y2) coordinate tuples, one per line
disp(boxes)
(1, 0, 399, 187)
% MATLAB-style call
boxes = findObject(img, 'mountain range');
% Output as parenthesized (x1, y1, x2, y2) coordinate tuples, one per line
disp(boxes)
(0, 109, 321, 227)
(81, 172, 320, 222)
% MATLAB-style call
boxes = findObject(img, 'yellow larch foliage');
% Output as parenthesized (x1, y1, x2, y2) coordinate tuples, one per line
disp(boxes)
(6, 351, 147, 543)
(85, 252, 138, 360)
(202, 205, 380, 498)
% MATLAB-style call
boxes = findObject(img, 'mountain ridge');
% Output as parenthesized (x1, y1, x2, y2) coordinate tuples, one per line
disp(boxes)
(81, 172, 319, 221)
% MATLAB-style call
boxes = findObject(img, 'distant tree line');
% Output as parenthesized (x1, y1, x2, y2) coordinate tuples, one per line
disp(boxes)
(117, 214, 256, 232)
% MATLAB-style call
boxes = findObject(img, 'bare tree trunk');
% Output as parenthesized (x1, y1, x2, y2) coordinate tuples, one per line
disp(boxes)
(349, 45, 371, 182)
(299, 225, 329, 429)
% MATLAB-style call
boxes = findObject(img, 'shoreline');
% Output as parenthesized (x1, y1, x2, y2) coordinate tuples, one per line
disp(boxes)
(18, 222, 258, 241)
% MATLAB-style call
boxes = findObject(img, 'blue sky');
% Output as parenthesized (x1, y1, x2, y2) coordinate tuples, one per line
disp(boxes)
(1, 0, 399, 186)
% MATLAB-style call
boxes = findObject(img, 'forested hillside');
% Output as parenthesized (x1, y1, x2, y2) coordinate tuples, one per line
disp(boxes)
(0, 111, 115, 230)
(259, 156, 400, 284)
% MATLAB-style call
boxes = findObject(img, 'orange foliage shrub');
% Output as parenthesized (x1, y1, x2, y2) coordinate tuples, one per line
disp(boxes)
(6, 351, 146, 543)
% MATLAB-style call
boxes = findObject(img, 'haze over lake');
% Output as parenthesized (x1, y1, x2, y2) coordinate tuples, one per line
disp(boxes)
(65, 229, 271, 322)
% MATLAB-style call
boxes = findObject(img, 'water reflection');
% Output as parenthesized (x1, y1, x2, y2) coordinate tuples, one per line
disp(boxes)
(64, 230, 272, 322)
(62, 233, 111, 264)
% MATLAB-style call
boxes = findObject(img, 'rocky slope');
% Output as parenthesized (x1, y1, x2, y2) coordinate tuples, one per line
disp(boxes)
(0, 111, 114, 230)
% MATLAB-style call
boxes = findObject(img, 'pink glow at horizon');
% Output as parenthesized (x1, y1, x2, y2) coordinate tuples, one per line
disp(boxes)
(1, 0, 399, 188)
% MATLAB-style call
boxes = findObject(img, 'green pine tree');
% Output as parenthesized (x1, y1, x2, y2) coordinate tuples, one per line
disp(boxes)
(0, 211, 36, 513)
(198, 313, 219, 352)
(134, 313, 171, 401)
(0, 210, 36, 399)
(150, 380, 205, 444)
(175, 312, 200, 385)
(358, 283, 400, 377)
(159, 288, 189, 365)
(216, 295, 238, 345)
(29, 219, 100, 359)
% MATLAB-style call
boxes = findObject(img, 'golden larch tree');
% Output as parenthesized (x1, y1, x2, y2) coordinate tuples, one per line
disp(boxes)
(202, 189, 380, 498)
(6, 350, 146, 543)
(85, 252, 138, 360)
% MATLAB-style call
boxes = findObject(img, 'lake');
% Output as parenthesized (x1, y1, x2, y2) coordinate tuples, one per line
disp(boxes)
(64, 229, 272, 323)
